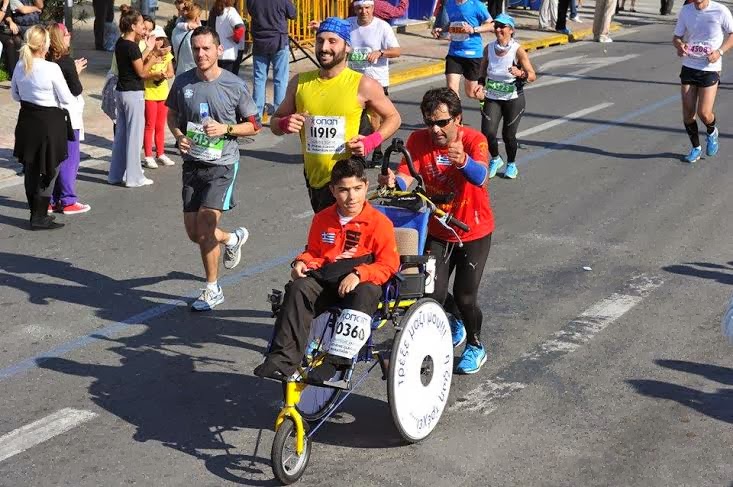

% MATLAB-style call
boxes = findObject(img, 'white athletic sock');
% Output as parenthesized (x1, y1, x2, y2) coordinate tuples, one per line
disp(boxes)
(206, 281, 220, 292)
(225, 233, 238, 247)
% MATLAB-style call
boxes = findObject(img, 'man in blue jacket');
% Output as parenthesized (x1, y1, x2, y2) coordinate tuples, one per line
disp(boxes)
(246, 0, 296, 119)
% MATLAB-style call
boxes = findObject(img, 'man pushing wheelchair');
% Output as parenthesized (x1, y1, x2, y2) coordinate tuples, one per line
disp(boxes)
(254, 157, 400, 383)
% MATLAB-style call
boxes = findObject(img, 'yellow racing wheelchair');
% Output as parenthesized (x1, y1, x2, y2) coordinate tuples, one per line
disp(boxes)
(265, 139, 470, 485)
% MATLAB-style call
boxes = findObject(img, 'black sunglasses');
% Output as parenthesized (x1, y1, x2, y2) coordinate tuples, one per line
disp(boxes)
(494, 22, 509, 28)
(424, 117, 453, 128)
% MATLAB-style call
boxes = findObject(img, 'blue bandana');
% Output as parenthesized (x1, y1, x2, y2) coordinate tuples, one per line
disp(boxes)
(317, 17, 351, 45)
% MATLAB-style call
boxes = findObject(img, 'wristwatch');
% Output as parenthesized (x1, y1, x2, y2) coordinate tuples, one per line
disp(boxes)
(718, 48, 725, 56)
(352, 269, 361, 280)
(378, 49, 384, 58)
(226, 124, 233, 136)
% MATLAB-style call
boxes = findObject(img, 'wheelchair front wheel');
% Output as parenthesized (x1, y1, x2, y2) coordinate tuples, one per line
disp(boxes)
(271, 418, 312, 485)
(388, 298, 453, 443)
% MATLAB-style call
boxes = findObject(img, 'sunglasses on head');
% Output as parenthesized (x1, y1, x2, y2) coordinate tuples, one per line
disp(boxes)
(424, 117, 453, 128)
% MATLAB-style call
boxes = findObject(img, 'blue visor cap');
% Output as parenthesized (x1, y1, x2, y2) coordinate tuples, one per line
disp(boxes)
(317, 17, 352, 45)
(493, 13, 516, 28)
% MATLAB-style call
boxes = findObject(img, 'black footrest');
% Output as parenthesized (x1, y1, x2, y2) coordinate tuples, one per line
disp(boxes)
(302, 377, 351, 390)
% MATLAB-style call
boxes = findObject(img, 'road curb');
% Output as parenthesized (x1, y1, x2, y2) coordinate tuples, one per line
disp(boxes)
(390, 23, 624, 87)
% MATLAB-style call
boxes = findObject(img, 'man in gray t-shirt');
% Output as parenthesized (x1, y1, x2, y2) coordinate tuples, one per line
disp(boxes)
(166, 26, 261, 312)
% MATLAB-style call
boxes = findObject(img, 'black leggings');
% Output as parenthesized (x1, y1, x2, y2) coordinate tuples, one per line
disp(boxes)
(481, 95, 526, 163)
(0, 32, 22, 77)
(426, 233, 492, 346)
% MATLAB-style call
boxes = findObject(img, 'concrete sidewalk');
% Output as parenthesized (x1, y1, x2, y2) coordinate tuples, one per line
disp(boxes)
(0, 0, 631, 185)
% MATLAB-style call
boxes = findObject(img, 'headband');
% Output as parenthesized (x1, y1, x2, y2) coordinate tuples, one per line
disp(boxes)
(317, 17, 351, 45)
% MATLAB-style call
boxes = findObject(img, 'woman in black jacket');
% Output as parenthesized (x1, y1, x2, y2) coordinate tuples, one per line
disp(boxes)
(47, 22, 91, 215)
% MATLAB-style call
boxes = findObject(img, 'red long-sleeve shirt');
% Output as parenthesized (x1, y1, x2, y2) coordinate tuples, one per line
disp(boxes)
(374, 0, 409, 21)
(296, 202, 400, 285)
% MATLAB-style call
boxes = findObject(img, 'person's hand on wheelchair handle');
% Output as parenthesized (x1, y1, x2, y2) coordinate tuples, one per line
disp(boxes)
(291, 260, 309, 280)
(338, 272, 360, 297)
(378, 168, 396, 189)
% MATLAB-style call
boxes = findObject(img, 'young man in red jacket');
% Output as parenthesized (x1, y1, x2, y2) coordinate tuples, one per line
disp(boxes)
(255, 157, 399, 381)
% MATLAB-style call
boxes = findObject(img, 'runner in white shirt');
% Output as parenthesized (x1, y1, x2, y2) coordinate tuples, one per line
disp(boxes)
(210, 0, 245, 73)
(673, 0, 733, 162)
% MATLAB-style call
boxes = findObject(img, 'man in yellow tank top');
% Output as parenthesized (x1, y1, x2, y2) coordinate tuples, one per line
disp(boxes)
(271, 17, 401, 212)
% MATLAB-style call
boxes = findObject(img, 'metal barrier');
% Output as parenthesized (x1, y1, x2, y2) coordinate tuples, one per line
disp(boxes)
(240, 0, 350, 45)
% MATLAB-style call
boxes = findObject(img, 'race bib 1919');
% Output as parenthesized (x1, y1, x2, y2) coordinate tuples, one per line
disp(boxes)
(186, 121, 224, 161)
(305, 115, 346, 155)
(329, 309, 371, 359)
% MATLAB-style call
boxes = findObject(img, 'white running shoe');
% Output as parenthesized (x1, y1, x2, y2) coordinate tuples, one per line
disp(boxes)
(126, 178, 154, 188)
(223, 227, 249, 269)
(569, 14, 582, 22)
(157, 154, 175, 166)
(598, 35, 613, 43)
(192, 286, 225, 311)
(142, 156, 158, 168)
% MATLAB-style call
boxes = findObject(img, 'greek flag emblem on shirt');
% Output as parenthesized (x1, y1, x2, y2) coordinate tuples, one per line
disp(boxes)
(321, 232, 336, 244)
(436, 154, 451, 166)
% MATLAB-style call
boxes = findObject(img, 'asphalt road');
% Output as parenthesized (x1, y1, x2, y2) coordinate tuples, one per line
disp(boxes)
(1, 20, 732, 487)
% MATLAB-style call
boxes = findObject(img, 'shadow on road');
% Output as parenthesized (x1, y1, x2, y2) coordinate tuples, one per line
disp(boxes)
(2, 251, 406, 483)
(627, 360, 733, 425)
(662, 261, 733, 286)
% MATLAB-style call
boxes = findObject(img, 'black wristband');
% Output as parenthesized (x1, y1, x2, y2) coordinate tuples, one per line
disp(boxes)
(478, 77, 486, 87)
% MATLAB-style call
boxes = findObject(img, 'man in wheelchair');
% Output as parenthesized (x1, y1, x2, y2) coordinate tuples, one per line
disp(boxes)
(254, 157, 400, 382)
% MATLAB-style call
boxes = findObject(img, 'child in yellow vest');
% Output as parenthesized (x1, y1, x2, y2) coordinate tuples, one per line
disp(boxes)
(143, 36, 175, 168)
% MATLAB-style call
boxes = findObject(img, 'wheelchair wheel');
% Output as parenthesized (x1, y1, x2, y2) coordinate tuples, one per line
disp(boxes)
(388, 298, 453, 443)
(296, 369, 346, 422)
(271, 418, 311, 485)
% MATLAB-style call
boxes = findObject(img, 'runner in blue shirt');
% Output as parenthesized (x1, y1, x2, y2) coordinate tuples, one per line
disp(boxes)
(432, 0, 493, 98)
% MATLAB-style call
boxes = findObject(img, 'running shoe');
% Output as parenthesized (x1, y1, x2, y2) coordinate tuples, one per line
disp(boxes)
(61, 202, 91, 215)
(125, 178, 154, 188)
(157, 154, 176, 166)
(449, 315, 466, 348)
(488, 156, 504, 178)
(192, 286, 224, 311)
(223, 226, 249, 269)
(142, 156, 158, 168)
(684, 146, 702, 163)
(556, 28, 572, 35)
(504, 162, 519, 179)
(706, 128, 719, 156)
(456, 343, 487, 374)
(598, 35, 614, 43)
(569, 14, 582, 22)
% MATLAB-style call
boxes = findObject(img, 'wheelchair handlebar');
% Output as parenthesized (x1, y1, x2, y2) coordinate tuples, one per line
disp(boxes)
(381, 138, 424, 189)
(445, 214, 470, 232)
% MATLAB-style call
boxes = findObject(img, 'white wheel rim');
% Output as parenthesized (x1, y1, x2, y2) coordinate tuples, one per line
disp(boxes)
(391, 300, 453, 441)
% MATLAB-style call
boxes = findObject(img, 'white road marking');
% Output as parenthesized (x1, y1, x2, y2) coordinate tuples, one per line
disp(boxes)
(531, 54, 640, 90)
(293, 211, 313, 219)
(452, 275, 663, 414)
(0, 408, 97, 463)
(517, 102, 614, 138)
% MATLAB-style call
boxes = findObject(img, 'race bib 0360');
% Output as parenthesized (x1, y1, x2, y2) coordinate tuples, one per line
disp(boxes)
(305, 116, 346, 155)
(186, 121, 224, 161)
(329, 309, 371, 359)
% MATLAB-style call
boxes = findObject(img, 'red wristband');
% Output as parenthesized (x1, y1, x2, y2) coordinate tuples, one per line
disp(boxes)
(361, 132, 384, 155)
(278, 115, 295, 134)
